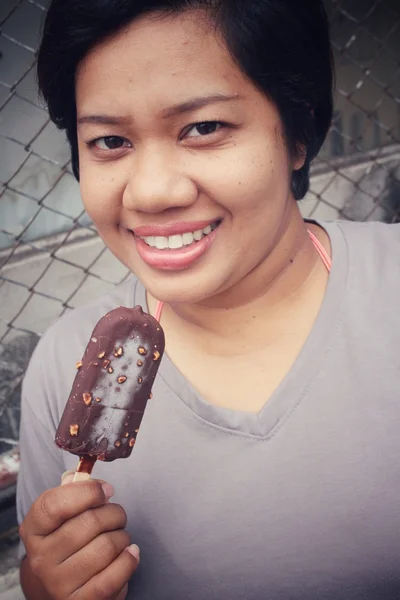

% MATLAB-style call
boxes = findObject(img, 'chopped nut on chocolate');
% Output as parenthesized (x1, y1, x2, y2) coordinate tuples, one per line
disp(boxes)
(137, 360, 143, 367)
(76, 361, 83, 369)
(114, 347, 124, 357)
(153, 351, 161, 361)
(108, 367, 114, 374)
(149, 392, 153, 399)
(138, 347, 147, 355)
(98, 352, 106, 359)
(103, 359, 111, 369)
(83, 393, 92, 406)
(69, 424, 79, 437)
(117, 376, 127, 384)
(129, 438, 136, 447)
(124, 432, 130, 438)
(115, 440, 122, 448)
(95, 397, 102, 403)
(137, 376, 143, 384)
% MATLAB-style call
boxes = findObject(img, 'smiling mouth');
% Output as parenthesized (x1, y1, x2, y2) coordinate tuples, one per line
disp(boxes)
(136, 220, 221, 250)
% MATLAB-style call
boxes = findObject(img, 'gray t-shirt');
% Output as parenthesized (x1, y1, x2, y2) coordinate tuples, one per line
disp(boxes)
(17, 220, 400, 600)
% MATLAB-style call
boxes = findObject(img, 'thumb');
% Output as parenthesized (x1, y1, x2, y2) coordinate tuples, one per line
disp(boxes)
(116, 585, 129, 600)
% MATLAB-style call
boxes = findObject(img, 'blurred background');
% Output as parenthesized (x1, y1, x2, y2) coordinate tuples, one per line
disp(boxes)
(0, 0, 399, 595)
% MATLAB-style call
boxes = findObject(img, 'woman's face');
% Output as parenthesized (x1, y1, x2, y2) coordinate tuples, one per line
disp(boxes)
(76, 11, 304, 304)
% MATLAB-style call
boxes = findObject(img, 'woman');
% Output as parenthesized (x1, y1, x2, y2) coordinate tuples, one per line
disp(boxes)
(17, 0, 400, 599)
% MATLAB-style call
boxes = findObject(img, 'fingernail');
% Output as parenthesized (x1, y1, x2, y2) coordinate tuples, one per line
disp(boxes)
(61, 470, 74, 483)
(101, 482, 115, 501)
(126, 544, 140, 561)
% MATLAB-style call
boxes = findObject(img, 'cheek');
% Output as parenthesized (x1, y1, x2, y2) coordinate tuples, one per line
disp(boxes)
(79, 166, 124, 226)
(202, 139, 291, 215)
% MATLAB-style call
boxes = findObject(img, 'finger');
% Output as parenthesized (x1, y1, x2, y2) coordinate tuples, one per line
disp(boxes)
(60, 529, 131, 590)
(47, 503, 127, 562)
(116, 584, 129, 600)
(76, 545, 139, 600)
(27, 480, 114, 537)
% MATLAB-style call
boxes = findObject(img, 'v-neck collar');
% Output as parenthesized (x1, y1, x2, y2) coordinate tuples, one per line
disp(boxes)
(135, 221, 348, 438)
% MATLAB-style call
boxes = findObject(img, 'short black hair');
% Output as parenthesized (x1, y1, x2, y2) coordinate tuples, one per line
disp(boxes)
(37, 0, 334, 200)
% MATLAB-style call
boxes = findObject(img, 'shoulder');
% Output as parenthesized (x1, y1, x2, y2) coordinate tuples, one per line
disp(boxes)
(22, 277, 139, 423)
(327, 220, 400, 283)
(333, 219, 400, 259)
(334, 219, 400, 245)
(325, 220, 400, 332)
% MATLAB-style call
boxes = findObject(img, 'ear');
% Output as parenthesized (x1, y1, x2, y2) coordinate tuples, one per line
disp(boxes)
(292, 143, 307, 171)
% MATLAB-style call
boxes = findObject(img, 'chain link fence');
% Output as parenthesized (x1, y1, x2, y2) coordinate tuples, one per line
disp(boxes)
(0, 0, 399, 487)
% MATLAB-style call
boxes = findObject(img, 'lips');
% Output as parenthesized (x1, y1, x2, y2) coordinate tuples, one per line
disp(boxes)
(131, 220, 221, 270)
(137, 222, 219, 251)
(132, 219, 220, 238)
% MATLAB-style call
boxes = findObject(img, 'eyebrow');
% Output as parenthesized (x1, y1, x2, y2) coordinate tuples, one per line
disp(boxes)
(77, 115, 132, 126)
(77, 94, 241, 127)
(160, 93, 241, 118)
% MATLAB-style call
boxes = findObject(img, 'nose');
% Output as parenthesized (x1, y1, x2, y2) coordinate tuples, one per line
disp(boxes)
(123, 147, 197, 214)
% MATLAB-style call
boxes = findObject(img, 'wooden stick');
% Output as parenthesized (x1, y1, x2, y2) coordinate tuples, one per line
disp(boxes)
(73, 455, 97, 482)
(73, 471, 92, 482)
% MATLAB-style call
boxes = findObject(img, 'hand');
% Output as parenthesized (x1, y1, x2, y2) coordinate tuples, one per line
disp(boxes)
(19, 472, 139, 600)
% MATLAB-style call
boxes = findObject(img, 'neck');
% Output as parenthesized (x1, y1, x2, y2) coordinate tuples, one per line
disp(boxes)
(149, 211, 331, 345)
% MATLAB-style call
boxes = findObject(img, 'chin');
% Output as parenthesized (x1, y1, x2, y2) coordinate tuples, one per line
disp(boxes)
(147, 282, 214, 306)
(143, 270, 228, 306)
(111, 236, 233, 305)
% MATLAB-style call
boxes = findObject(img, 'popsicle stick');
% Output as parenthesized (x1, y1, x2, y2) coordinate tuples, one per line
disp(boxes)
(73, 455, 97, 482)
(73, 470, 92, 482)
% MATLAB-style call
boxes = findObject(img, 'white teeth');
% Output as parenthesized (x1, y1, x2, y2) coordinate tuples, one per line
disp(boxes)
(155, 236, 168, 250)
(144, 236, 156, 246)
(168, 235, 184, 249)
(141, 222, 219, 249)
(182, 232, 194, 245)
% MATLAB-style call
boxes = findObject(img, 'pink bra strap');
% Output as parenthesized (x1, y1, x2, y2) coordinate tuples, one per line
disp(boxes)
(307, 229, 332, 273)
(154, 300, 164, 322)
(154, 228, 331, 322)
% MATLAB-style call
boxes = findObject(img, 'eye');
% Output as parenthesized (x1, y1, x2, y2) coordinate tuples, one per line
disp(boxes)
(184, 121, 224, 138)
(89, 136, 131, 151)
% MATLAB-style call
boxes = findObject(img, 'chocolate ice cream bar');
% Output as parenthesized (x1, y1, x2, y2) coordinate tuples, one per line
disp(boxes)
(55, 306, 164, 468)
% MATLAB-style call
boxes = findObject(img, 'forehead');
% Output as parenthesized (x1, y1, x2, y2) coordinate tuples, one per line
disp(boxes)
(75, 11, 249, 113)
